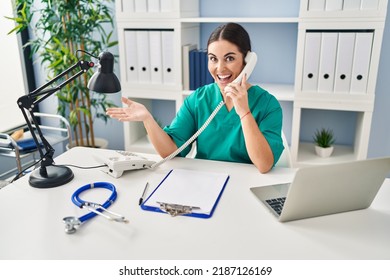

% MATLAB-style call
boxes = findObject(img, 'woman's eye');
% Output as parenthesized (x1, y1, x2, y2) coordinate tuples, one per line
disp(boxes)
(226, 56, 235, 62)
(209, 56, 217, 62)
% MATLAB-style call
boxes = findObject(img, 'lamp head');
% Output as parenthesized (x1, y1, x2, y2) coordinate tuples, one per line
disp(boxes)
(87, 51, 121, 93)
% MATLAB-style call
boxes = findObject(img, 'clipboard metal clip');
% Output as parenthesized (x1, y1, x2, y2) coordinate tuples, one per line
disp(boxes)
(157, 202, 200, 217)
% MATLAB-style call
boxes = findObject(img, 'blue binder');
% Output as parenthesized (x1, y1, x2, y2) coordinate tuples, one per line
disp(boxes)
(141, 168, 230, 218)
(189, 49, 197, 90)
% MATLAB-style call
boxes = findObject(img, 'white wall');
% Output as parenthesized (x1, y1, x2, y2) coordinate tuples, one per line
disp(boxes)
(0, 0, 29, 132)
(368, 5, 390, 158)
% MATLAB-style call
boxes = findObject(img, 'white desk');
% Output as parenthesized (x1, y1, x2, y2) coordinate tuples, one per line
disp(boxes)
(0, 147, 389, 260)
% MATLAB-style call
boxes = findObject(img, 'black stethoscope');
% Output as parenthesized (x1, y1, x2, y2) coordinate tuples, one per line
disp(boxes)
(63, 182, 128, 234)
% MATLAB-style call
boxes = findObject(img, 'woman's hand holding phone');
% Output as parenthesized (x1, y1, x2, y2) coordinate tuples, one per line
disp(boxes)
(224, 73, 250, 118)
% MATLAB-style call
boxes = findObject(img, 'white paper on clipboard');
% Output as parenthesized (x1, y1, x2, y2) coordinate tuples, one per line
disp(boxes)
(143, 169, 230, 217)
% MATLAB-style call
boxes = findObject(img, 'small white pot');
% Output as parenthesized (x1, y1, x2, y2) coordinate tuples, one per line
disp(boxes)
(315, 145, 334, 158)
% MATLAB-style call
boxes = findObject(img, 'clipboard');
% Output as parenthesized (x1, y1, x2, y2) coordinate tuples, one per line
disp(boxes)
(141, 169, 230, 218)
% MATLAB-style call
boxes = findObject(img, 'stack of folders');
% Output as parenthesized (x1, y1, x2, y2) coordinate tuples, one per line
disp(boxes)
(125, 29, 174, 85)
(122, 0, 174, 13)
(141, 169, 230, 218)
(182, 44, 214, 91)
(302, 31, 373, 94)
(307, 0, 379, 11)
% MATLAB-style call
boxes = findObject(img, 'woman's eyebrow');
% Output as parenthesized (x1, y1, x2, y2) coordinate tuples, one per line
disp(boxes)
(207, 52, 237, 57)
(224, 52, 237, 57)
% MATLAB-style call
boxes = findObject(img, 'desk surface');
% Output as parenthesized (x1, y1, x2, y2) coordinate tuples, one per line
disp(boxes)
(1, 147, 389, 260)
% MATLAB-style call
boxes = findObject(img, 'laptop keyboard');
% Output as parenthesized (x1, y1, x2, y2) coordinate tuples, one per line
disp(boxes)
(265, 197, 286, 216)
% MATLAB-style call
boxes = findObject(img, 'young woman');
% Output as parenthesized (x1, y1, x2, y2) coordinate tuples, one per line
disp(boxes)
(106, 23, 284, 173)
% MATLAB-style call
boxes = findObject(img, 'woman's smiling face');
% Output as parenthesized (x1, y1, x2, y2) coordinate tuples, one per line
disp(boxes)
(207, 39, 245, 92)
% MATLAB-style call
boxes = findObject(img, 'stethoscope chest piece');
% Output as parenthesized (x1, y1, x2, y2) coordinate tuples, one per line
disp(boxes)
(63, 216, 81, 234)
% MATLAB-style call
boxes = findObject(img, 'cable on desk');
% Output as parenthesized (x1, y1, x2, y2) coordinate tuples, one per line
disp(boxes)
(59, 163, 107, 169)
(9, 162, 107, 183)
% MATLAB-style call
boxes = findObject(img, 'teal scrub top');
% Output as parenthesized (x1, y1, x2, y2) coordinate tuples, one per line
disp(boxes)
(163, 83, 284, 166)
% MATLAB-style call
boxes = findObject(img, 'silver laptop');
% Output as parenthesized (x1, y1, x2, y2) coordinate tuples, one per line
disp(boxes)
(250, 157, 390, 222)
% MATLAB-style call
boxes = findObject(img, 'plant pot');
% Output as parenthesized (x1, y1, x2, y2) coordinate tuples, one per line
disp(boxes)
(66, 137, 108, 150)
(315, 145, 334, 158)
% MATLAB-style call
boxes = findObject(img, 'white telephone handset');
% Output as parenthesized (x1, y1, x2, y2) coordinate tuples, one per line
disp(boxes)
(232, 51, 258, 84)
(150, 52, 258, 169)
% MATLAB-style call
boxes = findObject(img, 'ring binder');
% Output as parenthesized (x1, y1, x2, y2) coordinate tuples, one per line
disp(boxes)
(157, 202, 200, 217)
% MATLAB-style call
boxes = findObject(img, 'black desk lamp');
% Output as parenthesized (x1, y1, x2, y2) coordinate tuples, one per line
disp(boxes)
(17, 50, 121, 188)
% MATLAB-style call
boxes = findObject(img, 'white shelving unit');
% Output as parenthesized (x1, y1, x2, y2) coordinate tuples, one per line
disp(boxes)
(291, 0, 388, 167)
(116, 0, 388, 165)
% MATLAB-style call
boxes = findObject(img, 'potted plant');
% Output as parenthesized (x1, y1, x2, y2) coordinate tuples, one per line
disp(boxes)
(313, 128, 335, 158)
(7, 0, 118, 148)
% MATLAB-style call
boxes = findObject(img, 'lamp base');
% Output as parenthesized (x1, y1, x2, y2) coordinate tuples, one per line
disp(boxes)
(29, 165, 74, 188)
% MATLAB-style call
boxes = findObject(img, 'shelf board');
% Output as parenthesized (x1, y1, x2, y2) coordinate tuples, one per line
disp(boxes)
(296, 142, 357, 166)
(181, 17, 299, 23)
(294, 94, 374, 111)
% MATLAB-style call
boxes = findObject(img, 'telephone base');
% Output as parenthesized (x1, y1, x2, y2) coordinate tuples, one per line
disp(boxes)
(95, 150, 156, 178)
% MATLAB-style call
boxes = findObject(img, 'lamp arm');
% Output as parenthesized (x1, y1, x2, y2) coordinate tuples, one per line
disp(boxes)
(16, 59, 95, 175)
(30, 62, 81, 96)
(29, 60, 94, 103)
(18, 107, 54, 170)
